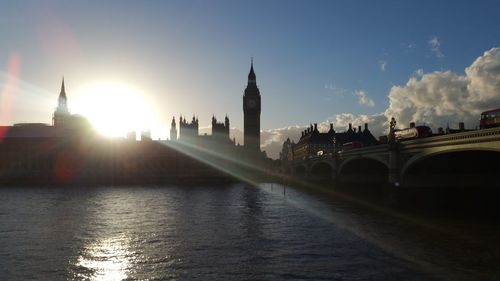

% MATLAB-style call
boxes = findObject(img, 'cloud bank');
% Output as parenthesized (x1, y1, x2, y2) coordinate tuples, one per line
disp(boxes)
(385, 47, 500, 130)
(261, 47, 500, 159)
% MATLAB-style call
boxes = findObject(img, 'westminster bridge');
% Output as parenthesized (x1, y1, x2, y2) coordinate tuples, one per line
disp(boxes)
(284, 126, 500, 188)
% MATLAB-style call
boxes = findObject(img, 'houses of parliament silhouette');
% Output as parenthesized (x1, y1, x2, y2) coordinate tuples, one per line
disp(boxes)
(0, 62, 268, 184)
(168, 59, 262, 154)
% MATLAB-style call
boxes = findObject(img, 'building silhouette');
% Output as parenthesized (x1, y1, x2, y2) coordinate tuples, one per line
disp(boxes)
(0, 61, 271, 185)
(280, 138, 295, 162)
(53, 77, 70, 127)
(170, 114, 234, 146)
(0, 78, 91, 139)
(243, 59, 261, 152)
(0, 79, 233, 184)
(169, 60, 264, 159)
(284, 123, 378, 161)
(211, 115, 230, 141)
(170, 117, 177, 141)
(178, 115, 199, 141)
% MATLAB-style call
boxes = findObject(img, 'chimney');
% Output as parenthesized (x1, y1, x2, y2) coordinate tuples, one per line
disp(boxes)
(358, 126, 362, 133)
(348, 123, 352, 131)
(314, 123, 318, 131)
(301, 131, 304, 137)
(330, 123, 333, 130)
(364, 123, 368, 131)
(459, 122, 465, 131)
(410, 122, 415, 128)
(353, 128, 357, 133)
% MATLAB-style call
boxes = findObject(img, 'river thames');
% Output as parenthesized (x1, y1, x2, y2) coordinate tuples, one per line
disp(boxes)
(1, 183, 499, 280)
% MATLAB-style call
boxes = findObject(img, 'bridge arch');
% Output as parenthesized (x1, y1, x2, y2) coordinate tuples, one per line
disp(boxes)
(295, 165, 306, 175)
(310, 161, 333, 180)
(338, 155, 389, 175)
(401, 147, 500, 187)
(284, 166, 292, 174)
(337, 156, 389, 184)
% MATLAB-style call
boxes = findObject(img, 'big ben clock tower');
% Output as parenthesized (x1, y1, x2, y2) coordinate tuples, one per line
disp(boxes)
(243, 59, 261, 152)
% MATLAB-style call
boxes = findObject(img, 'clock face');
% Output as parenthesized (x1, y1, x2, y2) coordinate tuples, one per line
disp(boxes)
(247, 99, 256, 108)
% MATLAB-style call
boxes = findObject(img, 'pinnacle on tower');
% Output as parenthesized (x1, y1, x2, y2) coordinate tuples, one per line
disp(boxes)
(248, 58, 256, 82)
(57, 76, 68, 113)
(60, 77, 66, 98)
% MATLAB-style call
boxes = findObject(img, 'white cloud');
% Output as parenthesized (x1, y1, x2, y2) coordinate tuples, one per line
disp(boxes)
(330, 113, 386, 135)
(260, 47, 500, 159)
(260, 125, 307, 159)
(428, 36, 444, 58)
(379, 60, 387, 71)
(324, 82, 348, 97)
(385, 47, 500, 130)
(413, 68, 424, 77)
(401, 42, 416, 50)
(354, 90, 375, 107)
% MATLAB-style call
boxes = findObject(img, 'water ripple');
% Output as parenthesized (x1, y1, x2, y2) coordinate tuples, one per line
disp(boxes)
(0, 184, 499, 280)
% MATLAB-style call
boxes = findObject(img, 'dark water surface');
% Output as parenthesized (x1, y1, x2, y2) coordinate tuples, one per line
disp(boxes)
(1, 183, 499, 280)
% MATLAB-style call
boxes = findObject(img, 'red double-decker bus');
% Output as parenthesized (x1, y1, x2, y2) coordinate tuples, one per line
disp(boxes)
(480, 108, 500, 129)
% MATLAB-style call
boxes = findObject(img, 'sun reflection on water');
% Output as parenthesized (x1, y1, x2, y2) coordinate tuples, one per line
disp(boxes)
(76, 236, 132, 281)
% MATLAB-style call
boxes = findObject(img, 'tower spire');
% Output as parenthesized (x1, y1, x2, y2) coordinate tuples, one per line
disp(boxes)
(60, 76, 66, 98)
(57, 76, 68, 112)
(248, 58, 256, 83)
(170, 116, 177, 141)
(53, 77, 69, 126)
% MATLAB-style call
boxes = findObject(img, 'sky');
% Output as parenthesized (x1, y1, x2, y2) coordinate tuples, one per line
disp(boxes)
(1, 0, 500, 158)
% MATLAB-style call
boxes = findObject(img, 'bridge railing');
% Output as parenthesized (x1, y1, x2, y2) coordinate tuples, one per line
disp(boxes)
(290, 127, 500, 164)
(399, 127, 500, 150)
(338, 144, 389, 158)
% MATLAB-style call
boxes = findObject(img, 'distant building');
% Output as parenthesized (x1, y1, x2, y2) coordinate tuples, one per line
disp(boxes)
(173, 114, 233, 145)
(0, 66, 272, 184)
(211, 115, 230, 141)
(53, 77, 70, 127)
(141, 130, 151, 141)
(165, 60, 265, 161)
(280, 138, 294, 162)
(179, 115, 199, 141)
(0, 78, 92, 140)
(0, 79, 233, 184)
(284, 122, 378, 161)
(170, 117, 177, 141)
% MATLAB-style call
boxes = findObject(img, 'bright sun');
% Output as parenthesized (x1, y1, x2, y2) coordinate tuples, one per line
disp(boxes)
(72, 83, 158, 138)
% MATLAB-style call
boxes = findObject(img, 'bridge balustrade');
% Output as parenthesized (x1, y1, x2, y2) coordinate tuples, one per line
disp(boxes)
(286, 126, 500, 188)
